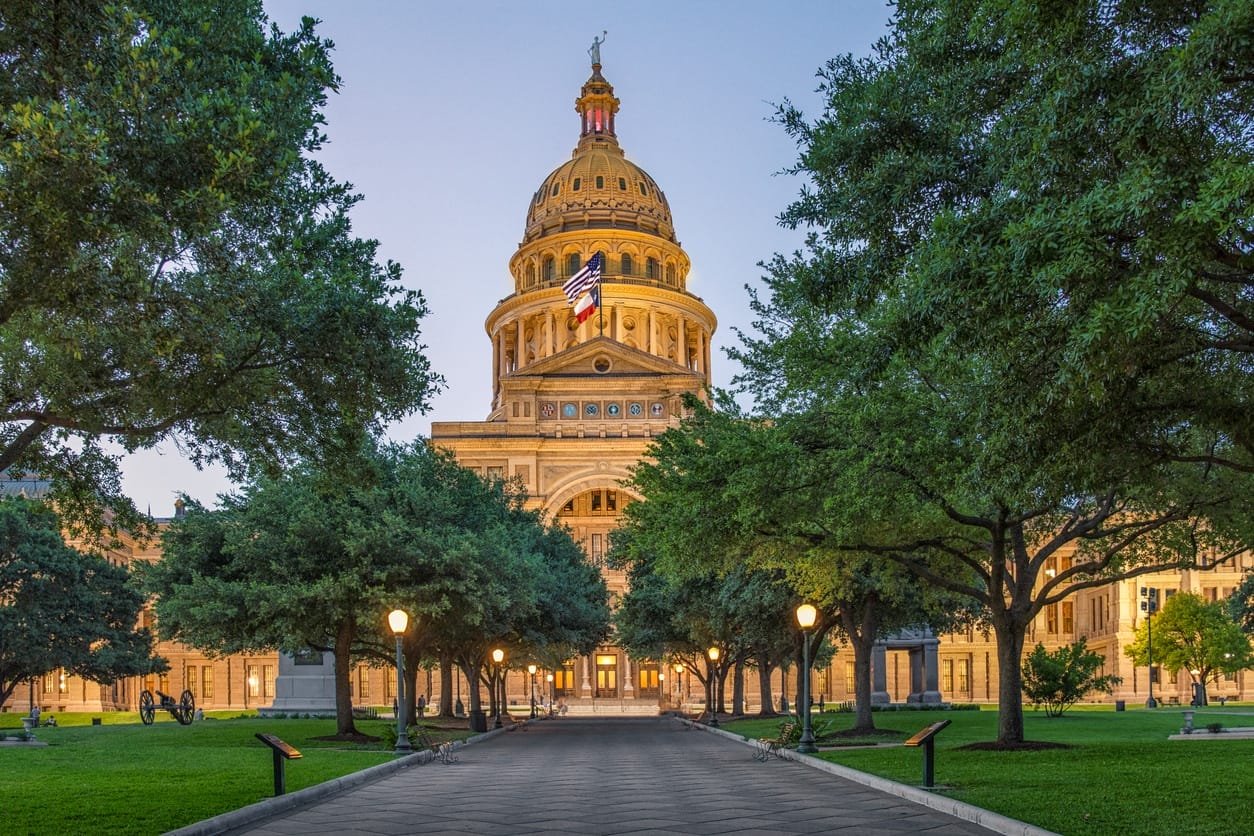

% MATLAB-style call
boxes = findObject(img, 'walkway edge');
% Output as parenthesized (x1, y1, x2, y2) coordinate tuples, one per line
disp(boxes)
(164, 725, 513, 836)
(685, 720, 1060, 836)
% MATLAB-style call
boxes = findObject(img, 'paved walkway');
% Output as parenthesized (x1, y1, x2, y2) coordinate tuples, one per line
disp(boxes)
(192, 717, 1046, 836)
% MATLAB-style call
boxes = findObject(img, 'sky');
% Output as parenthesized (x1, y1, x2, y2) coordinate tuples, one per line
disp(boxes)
(118, 0, 897, 516)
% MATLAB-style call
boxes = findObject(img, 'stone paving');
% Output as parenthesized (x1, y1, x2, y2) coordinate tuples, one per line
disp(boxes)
(203, 716, 1033, 836)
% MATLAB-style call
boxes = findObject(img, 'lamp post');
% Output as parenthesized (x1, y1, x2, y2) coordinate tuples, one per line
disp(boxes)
(546, 673, 554, 715)
(388, 609, 411, 755)
(491, 648, 505, 728)
(707, 647, 720, 727)
(796, 603, 818, 754)
(674, 664, 683, 708)
(528, 664, 537, 718)
(1140, 587, 1158, 708)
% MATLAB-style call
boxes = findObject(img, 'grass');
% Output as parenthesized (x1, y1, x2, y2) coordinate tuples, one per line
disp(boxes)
(724, 705, 1254, 836)
(0, 711, 469, 835)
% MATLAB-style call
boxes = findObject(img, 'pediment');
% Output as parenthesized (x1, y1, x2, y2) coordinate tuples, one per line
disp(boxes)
(507, 337, 693, 379)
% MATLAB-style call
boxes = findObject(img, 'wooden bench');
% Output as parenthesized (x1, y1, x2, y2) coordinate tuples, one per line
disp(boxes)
(753, 721, 796, 761)
(414, 726, 457, 764)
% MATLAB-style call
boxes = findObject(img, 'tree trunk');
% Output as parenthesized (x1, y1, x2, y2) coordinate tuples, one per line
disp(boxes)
(732, 655, 745, 716)
(462, 661, 483, 714)
(994, 618, 1028, 745)
(841, 601, 879, 734)
(403, 647, 420, 727)
(756, 652, 777, 716)
(333, 620, 359, 737)
(438, 653, 454, 716)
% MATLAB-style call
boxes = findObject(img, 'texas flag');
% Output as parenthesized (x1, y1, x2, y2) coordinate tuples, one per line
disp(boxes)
(574, 284, 600, 323)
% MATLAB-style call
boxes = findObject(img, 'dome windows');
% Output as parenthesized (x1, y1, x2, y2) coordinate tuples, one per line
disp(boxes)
(620, 253, 633, 275)
(619, 177, 627, 190)
(638, 182, 647, 196)
(543, 256, 556, 282)
(596, 175, 604, 189)
(567, 253, 581, 276)
(646, 257, 658, 279)
(552, 182, 560, 197)
(572, 178, 581, 191)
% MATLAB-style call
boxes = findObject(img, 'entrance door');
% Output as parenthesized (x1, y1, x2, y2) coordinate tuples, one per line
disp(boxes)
(595, 654, 618, 697)
(638, 663, 660, 698)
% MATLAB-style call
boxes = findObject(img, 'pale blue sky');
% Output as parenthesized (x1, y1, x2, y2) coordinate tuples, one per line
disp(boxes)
(120, 1, 896, 515)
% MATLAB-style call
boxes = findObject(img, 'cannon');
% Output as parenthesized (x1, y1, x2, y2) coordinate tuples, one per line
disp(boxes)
(139, 689, 196, 725)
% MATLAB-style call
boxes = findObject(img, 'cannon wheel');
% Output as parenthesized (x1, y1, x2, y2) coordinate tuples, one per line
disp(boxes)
(139, 690, 156, 725)
(176, 689, 196, 725)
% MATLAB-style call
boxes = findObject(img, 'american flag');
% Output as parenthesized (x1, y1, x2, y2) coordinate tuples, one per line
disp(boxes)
(562, 252, 603, 306)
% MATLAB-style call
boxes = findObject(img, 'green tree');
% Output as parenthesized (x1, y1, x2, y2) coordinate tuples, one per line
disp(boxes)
(0, 497, 162, 709)
(1230, 572, 1254, 634)
(738, 0, 1254, 746)
(0, 0, 438, 538)
(1125, 592, 1254, 703)
(1022, 640, 1121, 718)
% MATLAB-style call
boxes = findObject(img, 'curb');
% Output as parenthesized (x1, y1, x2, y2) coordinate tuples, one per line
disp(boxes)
(165, 724, 515, 836)
(683, 719, 1060, 836)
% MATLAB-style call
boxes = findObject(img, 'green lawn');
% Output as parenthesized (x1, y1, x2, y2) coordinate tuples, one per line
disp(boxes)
(0, 711, 466, 835)
(724, 706, 1254, 836)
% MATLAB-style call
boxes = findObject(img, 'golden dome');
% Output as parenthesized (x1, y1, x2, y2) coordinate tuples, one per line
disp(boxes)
(522, 65, 677, 246)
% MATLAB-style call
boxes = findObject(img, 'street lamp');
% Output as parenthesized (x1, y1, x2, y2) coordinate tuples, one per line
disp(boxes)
(491, 648, 505, 728)
(1140, 587, 1159, 708)
(387, 609, 411, 755)
(674, 664, 683, 707)
(528, 664, 537, 718)
(707, 647, 720, 727)
(796, 603, 818, 754)
(546, 673, 554, 715)
(658, 672, 665, 707)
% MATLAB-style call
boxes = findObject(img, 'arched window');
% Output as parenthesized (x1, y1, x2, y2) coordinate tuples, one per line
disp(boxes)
(543, 256, 555, 281)
(620, 253, 633, 276)
(525, 264, 536, 287)
(572, 177, 581, 191)
(552, 182, 560, 197)
(596, 175, 604, 189)
(618, 177, 627, 190)
(665, 263, 676, 284)
(646, 257, 658, 279)
(567, 253, 581, 276)
(638, 182, 647, 196)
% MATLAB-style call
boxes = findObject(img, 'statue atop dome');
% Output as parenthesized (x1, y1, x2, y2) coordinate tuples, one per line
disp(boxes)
(588, 31, 607, 66)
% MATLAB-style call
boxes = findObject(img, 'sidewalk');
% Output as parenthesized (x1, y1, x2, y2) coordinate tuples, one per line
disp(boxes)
(174, 716, 1054, 836)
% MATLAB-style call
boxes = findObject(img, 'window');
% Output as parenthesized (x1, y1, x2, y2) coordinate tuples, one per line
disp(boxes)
(638, 182, 647, 196)
(620, 253, 632, 275)
(159, 673, 170, 694)
(263, 665, 275, 698)
(567, 253, 581, 276)
(942, 659, 953, 692)
(525, 264, 535, 287)
(665, 263, 676, 284)
(596, 175, 604, 189)
(591, 491, 602, 512)
(618, 177, 627, 190)
(572, 177, 581, 191)
(247, 665, 261, 698)
(43, 671, 56, 694)
(845, 661, 855, 693)
(202, 666, 214, 700)
(1046, 604, 1058, 633)
(543, 256, 555, 281)
(555, 663, 576, 694)
(957, 659, 970, 692)
(606, 490, 617, 512)
(646, 257, 658, 279)
(185, 666, 197, 696)
(358, 666, 371, 699)
(486, 466, 504, 480)
(590, 533, 603, 566)
(551, 183, 560, 196)
(1062, 601, 1074, 633)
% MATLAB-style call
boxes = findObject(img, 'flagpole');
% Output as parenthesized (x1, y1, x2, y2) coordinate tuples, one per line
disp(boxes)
(597, 251, 605, 338)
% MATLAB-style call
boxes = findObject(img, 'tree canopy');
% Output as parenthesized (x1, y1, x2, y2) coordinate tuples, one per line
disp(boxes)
(0, 0, 438, 537)
(1124, 591, 1253, 701)
(727, 0, 1254, 746)
(0, 496, 161, 709)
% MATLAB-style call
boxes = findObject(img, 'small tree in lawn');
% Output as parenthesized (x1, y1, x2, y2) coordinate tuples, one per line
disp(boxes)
(1022, 639, 1121, 718)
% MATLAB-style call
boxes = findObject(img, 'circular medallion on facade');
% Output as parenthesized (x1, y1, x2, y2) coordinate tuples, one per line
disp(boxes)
(606, 403, 621, 417)
(593, 356, 611, 373)
(540, 402, 556, 418)
(585, 403, 600, 417)
(628, 402, 643, 416)
(651, 402, 665, 417)
(562, 402, 577, 418)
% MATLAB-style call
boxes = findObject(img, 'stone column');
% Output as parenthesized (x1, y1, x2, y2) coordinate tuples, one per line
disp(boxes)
(623, 655, 634, 695)
(906, 647, 925, 703)
(677, 315, 686, 367)
(647, 308, 656, 356)
(515, 317, 525, 370)
(871, 644, 891, 704)
(922, 635, 943, 704)
(547, 311, 557, 356)
(581, 655, 592, 698)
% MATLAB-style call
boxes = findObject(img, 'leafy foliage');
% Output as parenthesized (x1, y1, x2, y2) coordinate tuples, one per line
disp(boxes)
(1022, 640, 1121, 718)
(1124, 592, 1253, 692)
(0, 497, 162, 708)
(0, 0, 438, 538)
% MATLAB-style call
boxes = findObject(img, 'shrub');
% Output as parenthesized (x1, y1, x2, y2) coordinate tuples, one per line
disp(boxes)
(1023, 639, 1121, 718)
